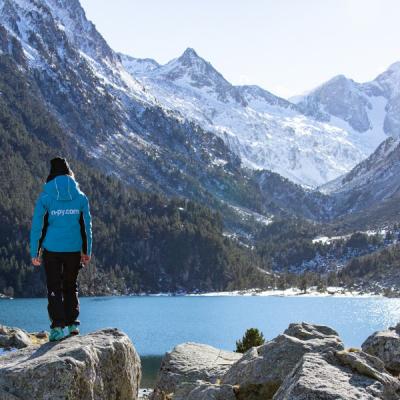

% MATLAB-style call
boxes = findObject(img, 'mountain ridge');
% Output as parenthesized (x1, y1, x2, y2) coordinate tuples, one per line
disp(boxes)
(122, 47, 368, 187)
(2, 0, 399, 228)
(0, 0, 283, 232)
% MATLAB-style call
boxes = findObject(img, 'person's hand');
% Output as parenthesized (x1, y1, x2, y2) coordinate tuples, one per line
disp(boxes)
(81, 254, 91, 266)
(32, 257, 41, 267)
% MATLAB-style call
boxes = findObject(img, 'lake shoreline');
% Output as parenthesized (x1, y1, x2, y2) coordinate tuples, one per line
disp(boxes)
(139, 286, 386, 298)
(2, 286, 392, 299)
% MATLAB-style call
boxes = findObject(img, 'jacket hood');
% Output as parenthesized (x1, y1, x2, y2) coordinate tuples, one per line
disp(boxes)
(43, 175, 82, 201)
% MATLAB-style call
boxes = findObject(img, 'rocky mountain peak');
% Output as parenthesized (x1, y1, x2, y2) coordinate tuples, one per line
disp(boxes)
(0, 0, 118, 67)
(178, 47, 200, 63)
(297, 59, 400, 142)
(163, 47, 224, 82)
(387, 61, 400, 72)
(297, 73, 373, 132)
(43, 0, 117, 64)
(156, 47, 247, 105)
(327, 73, 350, 83)
(374, 61, 400, 98)
(308, 74, 359, 99)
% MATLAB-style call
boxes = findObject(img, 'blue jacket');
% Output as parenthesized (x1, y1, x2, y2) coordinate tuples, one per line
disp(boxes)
(30, 175, 92, 258)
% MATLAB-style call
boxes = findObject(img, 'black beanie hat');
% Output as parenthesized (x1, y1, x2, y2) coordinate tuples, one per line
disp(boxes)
(50, 157, 71, 175)
(46, 157, 72, 182)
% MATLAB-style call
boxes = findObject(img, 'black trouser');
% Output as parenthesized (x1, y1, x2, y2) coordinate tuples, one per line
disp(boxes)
(43, 249, 81, 329)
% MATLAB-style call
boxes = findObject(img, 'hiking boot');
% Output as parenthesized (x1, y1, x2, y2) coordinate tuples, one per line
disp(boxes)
(49, 327, 64, 342)
(67, 324, 79, 336)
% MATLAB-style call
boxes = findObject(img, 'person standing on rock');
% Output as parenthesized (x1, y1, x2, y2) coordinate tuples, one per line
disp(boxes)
(30, 157, 92, 342)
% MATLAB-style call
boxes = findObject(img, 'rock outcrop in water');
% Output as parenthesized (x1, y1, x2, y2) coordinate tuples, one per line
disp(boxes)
(0, 328, 141, 400)
(362, 322, 400, 374)
(151, 322, 400, 400)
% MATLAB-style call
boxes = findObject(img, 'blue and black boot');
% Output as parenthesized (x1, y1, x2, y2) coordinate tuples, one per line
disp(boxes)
(67, 324, 79, 336)
(49, 327, 64, 342)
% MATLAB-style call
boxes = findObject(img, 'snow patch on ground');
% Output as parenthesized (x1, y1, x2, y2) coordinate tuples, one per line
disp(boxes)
(175, 287, 381, 297)
(229, 204, 273, 226)
(312, 229, 388, 244)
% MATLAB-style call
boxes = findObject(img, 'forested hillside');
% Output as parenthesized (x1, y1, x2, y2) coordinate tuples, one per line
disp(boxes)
(340, 239, 400, 296)
(0, 55, 269, 297)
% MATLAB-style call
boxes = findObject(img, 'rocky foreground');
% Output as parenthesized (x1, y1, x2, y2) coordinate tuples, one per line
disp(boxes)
(0, 327, 141, 400)
(151, 322, 400, 400)
(0, 322, 399, 399)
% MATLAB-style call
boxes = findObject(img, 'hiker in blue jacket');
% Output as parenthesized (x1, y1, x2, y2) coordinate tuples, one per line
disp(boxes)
(30, 157, 92, 342)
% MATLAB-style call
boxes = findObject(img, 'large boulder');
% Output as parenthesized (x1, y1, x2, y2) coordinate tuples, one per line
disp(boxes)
(362, 323, 400, 374)
(151, 342, 242, 400)
(222, 322, 344, 399)
(0, 328, 141, 400)
(273, 349, 400, 400)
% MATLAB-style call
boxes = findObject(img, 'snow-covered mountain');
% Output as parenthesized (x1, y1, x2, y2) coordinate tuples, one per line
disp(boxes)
(0, 0, 271, 226)
(121, 48, 384, 187)
(0, 0, 156, 148)
(3, 0, 400, 230)
(295, 64, 400, 154)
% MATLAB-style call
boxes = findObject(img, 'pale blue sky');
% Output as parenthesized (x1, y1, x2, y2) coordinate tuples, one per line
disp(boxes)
(80, 0, 400, 98)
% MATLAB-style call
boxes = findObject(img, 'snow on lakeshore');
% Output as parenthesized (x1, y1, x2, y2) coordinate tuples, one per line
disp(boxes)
(188, 287, 381, 298)
(141, 287, 382, 298)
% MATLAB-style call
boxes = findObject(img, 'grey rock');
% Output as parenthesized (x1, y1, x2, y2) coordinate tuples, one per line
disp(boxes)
(151, 342, 241, 400)
(0, 325, 31, 349)
(273, 349, 400, 400)
(222, 322, 344, 399)
(0, 328, 141, 400)
(362, 324, 400, 373)
(173, 380, 237, 400)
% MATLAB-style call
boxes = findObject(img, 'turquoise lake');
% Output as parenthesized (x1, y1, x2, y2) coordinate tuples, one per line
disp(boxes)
(1, 296, 399, 387)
